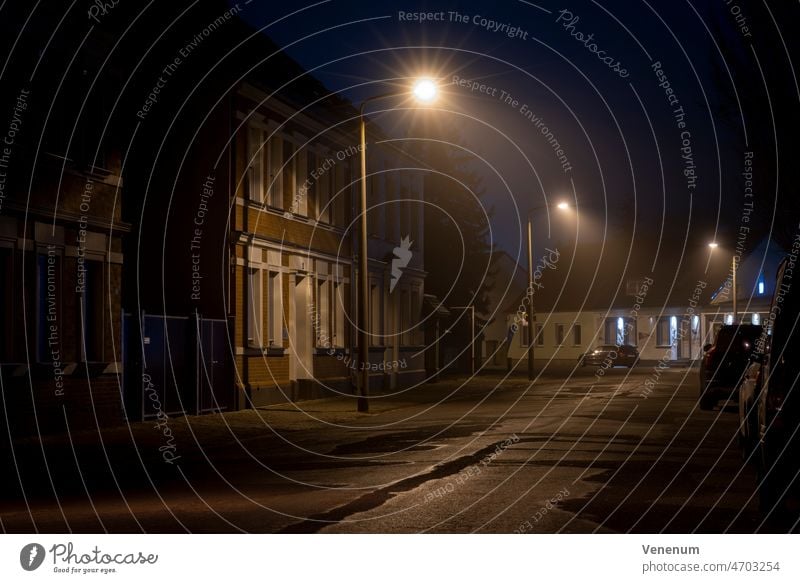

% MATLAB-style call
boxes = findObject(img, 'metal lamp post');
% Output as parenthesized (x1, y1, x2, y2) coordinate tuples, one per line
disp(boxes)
(356, 78, 438, 412)
(708, 242, 738, 323)
(526, 201, 570, 380)
(451, 306, 476, 375)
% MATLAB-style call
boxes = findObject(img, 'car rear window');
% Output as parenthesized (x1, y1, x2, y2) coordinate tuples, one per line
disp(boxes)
(715, 326, 762, 352)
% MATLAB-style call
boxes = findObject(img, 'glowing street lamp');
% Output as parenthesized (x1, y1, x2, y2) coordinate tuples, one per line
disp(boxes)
(412, 78, 438, 103)
(356, 77, 439, 411)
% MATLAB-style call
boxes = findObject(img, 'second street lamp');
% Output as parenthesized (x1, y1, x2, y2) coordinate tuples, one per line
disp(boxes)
(356, 77, 439, 412)
(526, 201, 570, 381)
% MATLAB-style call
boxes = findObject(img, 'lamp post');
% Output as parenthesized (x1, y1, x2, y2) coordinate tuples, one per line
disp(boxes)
(356, 78, 438, 412)
(526, 201, 570, 380)
(451, 306, 475, 375)
(708, 242, 737, 323)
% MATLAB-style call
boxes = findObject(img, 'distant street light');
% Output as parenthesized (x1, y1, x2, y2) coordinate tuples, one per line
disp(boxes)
(708, 241, 737, 323)
(356, 77, 440, 412)
(526, 201, 570, 381)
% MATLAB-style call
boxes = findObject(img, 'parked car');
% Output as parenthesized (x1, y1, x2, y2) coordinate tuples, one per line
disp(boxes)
(753, 257, 800, 514)
(579, 344, 639, 368)
(699, 323, 762, 410)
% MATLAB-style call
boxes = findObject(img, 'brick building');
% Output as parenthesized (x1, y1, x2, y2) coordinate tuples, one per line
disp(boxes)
(0, 18, 128, 436)
(123, 7, 428, 413)
(231, 81, 427, 406)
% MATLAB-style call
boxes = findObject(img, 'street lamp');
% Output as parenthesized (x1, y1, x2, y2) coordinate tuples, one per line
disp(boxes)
(526, 201, 570, 380)
(356, 77, 439, 412)
(708, 241, 737, 323)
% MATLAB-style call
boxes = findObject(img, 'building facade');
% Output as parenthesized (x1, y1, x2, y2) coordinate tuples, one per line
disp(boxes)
(231, 82, 427, 407)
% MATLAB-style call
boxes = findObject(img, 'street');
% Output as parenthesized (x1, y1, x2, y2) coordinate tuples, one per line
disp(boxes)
(0, 366, 770, 533)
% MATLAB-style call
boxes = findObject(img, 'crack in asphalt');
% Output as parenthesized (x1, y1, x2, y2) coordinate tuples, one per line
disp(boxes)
(278, 436, 521, 533)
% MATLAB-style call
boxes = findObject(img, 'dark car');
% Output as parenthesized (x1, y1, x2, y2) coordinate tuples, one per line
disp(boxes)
(579, 344, 639, 368)
(699, 323, 762, 410)
(753, 257, 800, 515)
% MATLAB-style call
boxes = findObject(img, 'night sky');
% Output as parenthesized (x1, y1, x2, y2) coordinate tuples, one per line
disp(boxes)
(231, 0, 764, 276)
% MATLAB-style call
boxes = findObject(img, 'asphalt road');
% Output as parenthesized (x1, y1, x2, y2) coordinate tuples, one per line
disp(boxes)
(0, 366, 778, 533)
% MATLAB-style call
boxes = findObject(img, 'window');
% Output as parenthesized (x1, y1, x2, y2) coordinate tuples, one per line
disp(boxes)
(555, 324, 565, 346)
(249, 263, 283, 349)
(333, 162, 348, 227)
(293, 147, 307, 216)
(333, 282, 346, 347)
(37, 251, 61, 362)
(267, 271, 282, 346)
(572, 324, 582, 346)
(656, 317, 671, 347)
(535, 323, 544, 346)
(246, 126, 264, 203)
(282, 140, 295, 210)
(316, 278, 331, 348)
(247, 268, 262, 347)
(306, 151, 317, 218)
(316, 154, 331, 223)
(267, 134, 283, 208)
(79, 260, 105, 362)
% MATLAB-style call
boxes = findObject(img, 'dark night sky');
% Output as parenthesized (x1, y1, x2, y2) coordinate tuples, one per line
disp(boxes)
(229, 0, 746, 274)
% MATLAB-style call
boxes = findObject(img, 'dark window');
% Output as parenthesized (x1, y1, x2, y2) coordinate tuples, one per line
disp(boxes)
(555, 324, 565, 345)
(80, 260, 105, 361)
(37, 252, 61, 362)
(535, 323, 544, 346)
(656, 318, 671, 347)
(307, 151, 317, 218)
